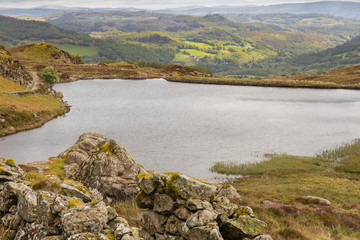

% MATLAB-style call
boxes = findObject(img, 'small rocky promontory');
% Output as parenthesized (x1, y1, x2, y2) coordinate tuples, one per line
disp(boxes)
(0, 45, 33, 87)
(0, 133, 271, 240)
(9, 43, 83, 65)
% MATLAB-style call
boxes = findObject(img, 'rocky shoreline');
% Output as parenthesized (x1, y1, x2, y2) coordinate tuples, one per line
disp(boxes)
(0, 132, 272, 240)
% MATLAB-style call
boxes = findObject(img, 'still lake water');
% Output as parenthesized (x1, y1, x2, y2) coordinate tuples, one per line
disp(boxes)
(1, 79, 360, 180)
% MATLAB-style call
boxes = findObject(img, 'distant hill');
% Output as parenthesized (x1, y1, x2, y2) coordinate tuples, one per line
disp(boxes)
(157, 1, 360, 19)
(0, 15, 176, 65)
(225, 13, 360, 45)
(45, 11, 355, 76)
(288, 35, 360, 73)
(0, 15, 92, 48)
(0, 7, 144, 17)
(219, 35, 360, 76)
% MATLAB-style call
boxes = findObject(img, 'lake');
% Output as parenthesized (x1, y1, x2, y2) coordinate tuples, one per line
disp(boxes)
(1, 79, 360, 181)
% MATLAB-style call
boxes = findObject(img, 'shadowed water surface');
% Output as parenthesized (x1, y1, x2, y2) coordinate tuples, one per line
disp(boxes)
(1, 79, 360, 180)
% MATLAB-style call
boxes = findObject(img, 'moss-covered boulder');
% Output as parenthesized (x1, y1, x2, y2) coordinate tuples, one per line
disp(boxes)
(60, 201, 108, 237)
(220, 216, 267, 239)
(166, 172, 217, 201)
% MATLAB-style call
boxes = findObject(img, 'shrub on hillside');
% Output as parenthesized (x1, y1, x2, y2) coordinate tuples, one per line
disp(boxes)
(40, 66, 58, 85)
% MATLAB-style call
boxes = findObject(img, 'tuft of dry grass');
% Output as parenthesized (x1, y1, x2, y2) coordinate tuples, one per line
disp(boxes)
(112, 200, 143, 227)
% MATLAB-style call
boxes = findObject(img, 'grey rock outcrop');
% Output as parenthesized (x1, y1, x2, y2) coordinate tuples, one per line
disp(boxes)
(136, 172, 268, 240)
(0, 45, 33, 87)
(1, 134, 270, 240)
(58, 132, 148, 202)
(0, 175, 139, 240)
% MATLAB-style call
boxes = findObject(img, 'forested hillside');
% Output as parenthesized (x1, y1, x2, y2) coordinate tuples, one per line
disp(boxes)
(0, 15, 176, 64)
(225, 13, 360, 44)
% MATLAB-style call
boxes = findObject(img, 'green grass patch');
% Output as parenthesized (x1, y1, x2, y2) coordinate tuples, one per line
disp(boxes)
(227, 140, 360, 239)
(53, 44, 99, 57)
(335, 153, 360, 174)
(24, 171, 47, 184)
(183, 41, 213, 48)
(317, 139, 360, 160)
(47, 157, 66, 180)
(210, 154, 325, 175)
(180, 49, 215, 58)
(174, 52, 189, 62)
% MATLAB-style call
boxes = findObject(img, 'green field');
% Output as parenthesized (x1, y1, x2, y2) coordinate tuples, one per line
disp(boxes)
(183, 41, 214, 48)
(174, 52, 189, 62)
(180, 49, 215, 58)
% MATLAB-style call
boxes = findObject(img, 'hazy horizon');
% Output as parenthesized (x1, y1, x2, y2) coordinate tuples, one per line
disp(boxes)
(1, 0, 360, 9)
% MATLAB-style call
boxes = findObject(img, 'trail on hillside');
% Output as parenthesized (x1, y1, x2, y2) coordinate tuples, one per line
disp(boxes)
(31, 72, 40, 90)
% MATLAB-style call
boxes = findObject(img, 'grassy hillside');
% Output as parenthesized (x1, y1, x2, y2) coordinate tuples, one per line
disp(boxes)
(0, 15, 176, 65)
(0, 76, 25, 93)
(237, 35, 360, 76)
(9, 43, 83, 64)
(45, 11, 355, 76)
(225, 13, 360, 45)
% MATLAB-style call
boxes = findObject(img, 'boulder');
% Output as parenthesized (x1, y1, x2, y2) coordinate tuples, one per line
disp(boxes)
(216, 184, 242, 205)
(186, 209, 217, 228)
(212, 197, 238, 217)
(2, 182, 38, 222)
(37, 191, 62, 235)
(60, 201, 108, 237)
(139, 210, 168, 235)
(174, 207, 192, 220)
(164, 215, 182, 235)
(186, 198, 213, 211)
(60, 180, 92, 202)
(166, 173, 217, 201)
(296, 196, 331, 206)
(153, 193, 175, 213)
(59, 133, 148, 201)
(187, 223, 223, 240)
(135, 190, 154, 209)
(220, 215, 267, 239)
(0, 158, 24, 182)
(137, 173, 156, 194)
